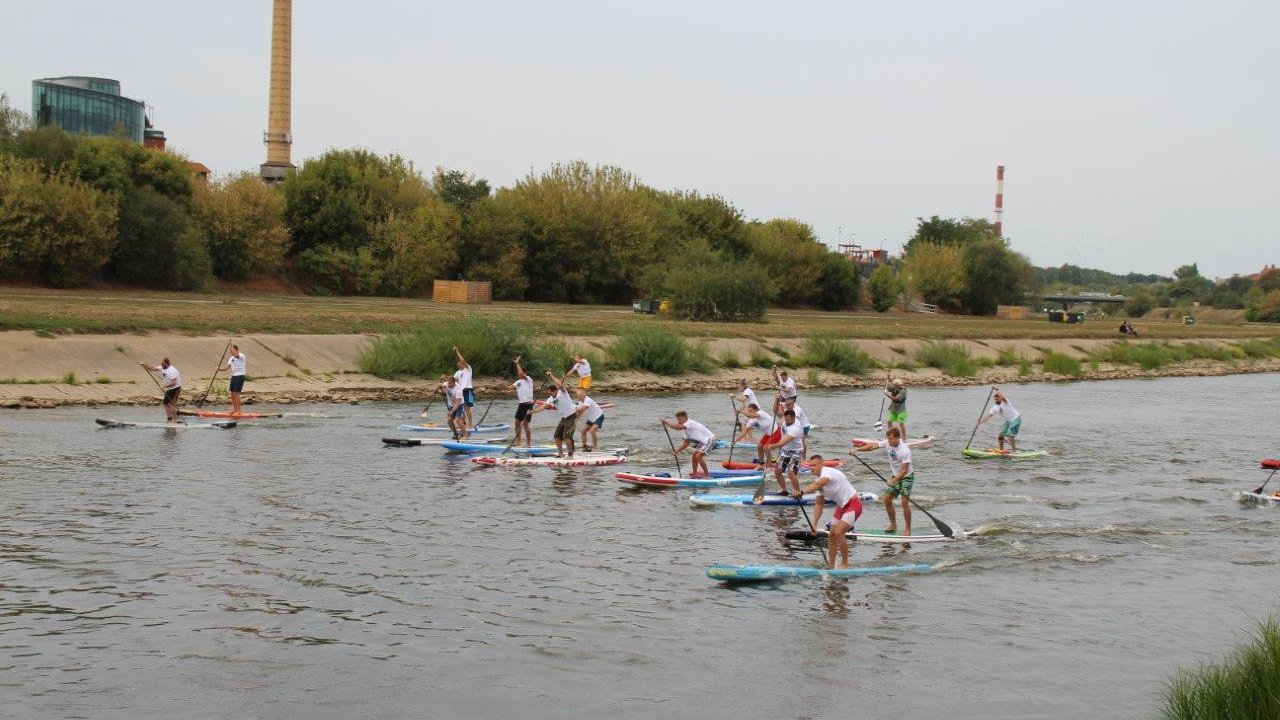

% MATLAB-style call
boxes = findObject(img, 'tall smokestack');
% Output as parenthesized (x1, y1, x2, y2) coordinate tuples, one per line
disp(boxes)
(260, 0, 293, 183)
(994, 165, 1005, 238)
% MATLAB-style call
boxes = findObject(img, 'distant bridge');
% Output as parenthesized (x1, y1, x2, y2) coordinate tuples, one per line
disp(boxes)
(1039, 293, 1127, 311)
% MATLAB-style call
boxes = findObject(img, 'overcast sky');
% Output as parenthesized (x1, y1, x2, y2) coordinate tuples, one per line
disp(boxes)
(4, 1, 1276, 278)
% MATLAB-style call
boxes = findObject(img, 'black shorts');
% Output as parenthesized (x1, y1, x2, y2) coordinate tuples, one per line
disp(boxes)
(554, 416, 577, 440)
(229, 375, 245, 393)
(515, 402, 533, 422)
(163, 387, 181, 405)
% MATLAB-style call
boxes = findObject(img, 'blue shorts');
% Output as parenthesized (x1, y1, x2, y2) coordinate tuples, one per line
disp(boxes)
(450, 404, 466, 419)
(229, 375, 245, 393)
(802, 426, 811, 436)
(1000, 417, 1022, 437)
(586, 416, 604, 428)
(462, 388, 475, 407)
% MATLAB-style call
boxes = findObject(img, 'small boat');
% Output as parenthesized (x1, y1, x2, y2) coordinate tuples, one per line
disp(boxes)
(785, 526, 975, 543)
(382, 437, 509, 447)
(95, 418, 236, 430)
(722, 459, 841, 470)
(961, 447, 1047, 460)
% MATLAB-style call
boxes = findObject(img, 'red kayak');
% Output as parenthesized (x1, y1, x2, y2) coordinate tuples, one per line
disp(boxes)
(178, 409, 282, 419)
(721, 459, 842, 470)
(1262, 459, 1280, 469)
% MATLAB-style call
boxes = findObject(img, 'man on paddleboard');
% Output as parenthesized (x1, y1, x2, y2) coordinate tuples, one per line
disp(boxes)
(853, 427, 914, 536)
(763, 408, 806, 496)
(733, 403, 774, 445)
(772, 365, 797, 414)
(452, 347, 475, 430)
(442, 375, 468, 440)
(575, 389, 604, 452)
(566, 354, 592, 390)
(217, 344, 247, 415)
(783, 397, 812, 457)
(141, 358, 182, 423)
(733, 379, 759, 413)
(976, 390, 1022, 452)
(885, 378, 907, 439)
(792, 454, 862, 568)
(545, 371, 578, 458)
(512, 356, 534, 448)
(661, 411, 716, 479)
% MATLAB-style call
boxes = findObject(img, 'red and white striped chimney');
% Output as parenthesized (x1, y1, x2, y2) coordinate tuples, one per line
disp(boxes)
(994, 165, 1005, 237)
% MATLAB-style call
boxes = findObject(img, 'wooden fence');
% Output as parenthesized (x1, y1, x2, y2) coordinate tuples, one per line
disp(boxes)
(433, 280, 492, 304)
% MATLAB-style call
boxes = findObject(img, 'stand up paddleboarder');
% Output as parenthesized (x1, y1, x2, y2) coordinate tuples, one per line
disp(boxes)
(452, 347, 475, 430)
(217, 344, 247, 415)
(660, 412, 716, 479)
(575, 389, 605, 452)
(141, 358, 182, 423)
(976, 390, 1022, 453)
(545, 371, 578, 458)
(762, 408, 805, 496)
(793, 454, 863, 569)
(853, 427, 915, 536)
(511, 356, 534, 448)
(884, 378, 907, 439)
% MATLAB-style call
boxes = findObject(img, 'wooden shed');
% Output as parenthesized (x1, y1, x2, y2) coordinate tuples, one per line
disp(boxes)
(996, 305, 1030, 320)
(433, 280, 492, 304)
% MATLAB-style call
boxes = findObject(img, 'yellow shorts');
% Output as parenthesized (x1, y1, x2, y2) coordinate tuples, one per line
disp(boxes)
(579, 376, 592, 390)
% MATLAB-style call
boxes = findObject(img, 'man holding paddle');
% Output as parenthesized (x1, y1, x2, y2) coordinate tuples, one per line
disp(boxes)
(976, 389, 1022, 453)
(217, 344, 247, 415)
(511, 356, 534, 448)
(575, 389, 605, 452)
(884, 378, 907, 439)
(140, 358, 182, 423)
(853, 427, 915, 536)
(452, 347, 475, 430)
(761, 408, 805, 496)
(791, 453, 862, 569)
(545, 371, 578, 458)
(733, 403, 773, 445)
(660, 412, 716, 479)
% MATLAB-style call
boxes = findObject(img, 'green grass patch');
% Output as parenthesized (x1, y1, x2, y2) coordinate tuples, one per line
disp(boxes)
(749, 346, 774, 368)
(1162, 617, 1280, 720)
(358, 314, 571, 380)
(797, 335, 875, 375)
(717, 348, 742, 369)
(767, 344, 791, 360)
(1041, 351, 1084, 378)
(1018, 359, 1032, 375)
(1091, 341, 1243, 371)
(805, 368, 820, 386)
(1235, 338, 1280, 359)
(61, 371, 78, 385)
(915, 341, 977, 378)
(608, 323, 711, 375)
(34, 329, 56, 339)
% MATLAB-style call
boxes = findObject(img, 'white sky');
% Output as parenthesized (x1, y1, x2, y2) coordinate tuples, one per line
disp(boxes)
(4, 0, 1276, 278)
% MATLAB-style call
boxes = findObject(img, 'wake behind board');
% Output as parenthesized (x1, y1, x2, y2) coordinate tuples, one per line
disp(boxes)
(961, 447, 1048, 460)
(95, 418, 236, 430)
(178, 409, 282, 419)
(707, 563, 931, 583)
(472, 453, 627, 467)
(616, 472, 764, 489)
(689, 491, 878, 508)
(850, 435, 934, 450)
(396, 423, 513, 434)
(383, 437, 509, 447)
(1235, 492, 1280, 507)
(786, 526, 974, 543)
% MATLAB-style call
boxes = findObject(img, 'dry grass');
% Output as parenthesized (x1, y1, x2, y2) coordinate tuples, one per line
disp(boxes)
(2, 285, 1278, 341)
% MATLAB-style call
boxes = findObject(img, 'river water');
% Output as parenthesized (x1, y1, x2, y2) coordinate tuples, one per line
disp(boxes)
(1, 374, 1277, 719)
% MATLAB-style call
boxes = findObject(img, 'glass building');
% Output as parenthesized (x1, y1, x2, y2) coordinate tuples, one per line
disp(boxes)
(31, 77, 147, 143)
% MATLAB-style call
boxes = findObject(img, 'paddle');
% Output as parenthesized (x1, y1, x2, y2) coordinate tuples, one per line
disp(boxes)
(196, 339, 233, 409)
(751, 410, 781, 502)
(474, 357, 516, 431)
(874, 371, 891, 431)
(1252, 467, 1279, 496)
(418, 385, 441, 419)
(848, 448, 964, 540)
(727, 397, 740, 466)
(965, 386, 997, 450)
(662, 423, 684, 478)
(497, 357, 527, 457)
(139, 363, 164, 395)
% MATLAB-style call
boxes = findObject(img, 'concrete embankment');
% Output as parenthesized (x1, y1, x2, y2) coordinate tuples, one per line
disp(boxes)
(1, 331, 1276, 408)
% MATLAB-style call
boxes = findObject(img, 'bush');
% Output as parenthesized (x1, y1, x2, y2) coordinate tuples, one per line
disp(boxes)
(915, 341, 977, 377)
(749, 346, 774, 368)
(903, 242, 966, 310)
(109, 185, 191, 288)
(867, 264, 900, 312)
(1246, 290, 1280, 322)
(0, 157, 116, 287)
(1092, 341, 1243, 370)
(655, 241, 775, 322)
(1161, 617, 1280, 720)
(1235, 339, 1280, 359)
(608, 323, 710, 375)
(717, 348, 742, 369)
(798, 335, 875, 375)
(193, 173, 288, 280)
(994, 348, 1026, 366)
(358, 314, 569, 379)
(172, 226, 215, 291)
(1041, 351, 1083, 378)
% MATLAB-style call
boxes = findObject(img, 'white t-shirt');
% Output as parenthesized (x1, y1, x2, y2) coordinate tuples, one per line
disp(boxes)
(577, 396, 604, 422)
(553, 389, 577, 418)
(818, 467, 856, 508)
(780, 420, 805, 453)
(572, 359, 592, 378)
(778, 376, 797, 398)
(227, 353, 246, 376)
(455, 365, 473, 389)
(741, 387, 759, 409)
(448, 384, 465, 407)
(160, 365, 181, 389)
(681, 419, 714, 445)
(989, 400, 1020, 423)
(788, 403, 810, 429)
(744, 410, 774, 434)
(513, 377, 533, 404)
(876, 439, 913, 476)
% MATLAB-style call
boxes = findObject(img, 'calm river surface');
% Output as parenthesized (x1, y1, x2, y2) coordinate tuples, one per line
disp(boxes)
(1, 374, 1278, 719)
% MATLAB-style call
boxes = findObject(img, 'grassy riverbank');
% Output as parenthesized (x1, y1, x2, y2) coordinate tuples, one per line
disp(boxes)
(1162, 617, 1280, 720)
(3, 286, 1279, 341)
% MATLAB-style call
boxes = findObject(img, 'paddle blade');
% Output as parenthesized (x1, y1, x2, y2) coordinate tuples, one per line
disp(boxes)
(1253, 468, 1278, 496)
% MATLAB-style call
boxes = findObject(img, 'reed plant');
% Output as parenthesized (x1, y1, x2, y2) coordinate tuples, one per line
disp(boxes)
(608, 323, 711, 375)
(915, 341, 977, 377)
(1040, 351, 1084, 378)
(1162, 617, 1280, 720)
(358, 314, 570, 379)
(797, 335, 875, 375)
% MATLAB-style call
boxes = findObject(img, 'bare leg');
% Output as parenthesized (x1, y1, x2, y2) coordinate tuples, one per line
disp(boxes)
(901, 496, 912, 536)
(774, 468, 786, 492)
(830, 521, 851, 568)
(883, 495, 897, 532)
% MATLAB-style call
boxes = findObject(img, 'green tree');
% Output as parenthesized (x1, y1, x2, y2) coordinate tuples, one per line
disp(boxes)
(903, 242, 966, 310)
(813, 251, 863, 310)
(432, 168, 490, 213)
(193, 173, 288, 280)
(456, 196, 528, 300)
(0, 93, 31, 155)
(1246, 290, 1280, 322)
(1169, 263, 1212, 303)
(358, 198, 460, 296)
(867, 264, 901, 312)
(904, 216, 998, 254)
(1257, 268, 1280, 293)
(662, 191, 752, 258)
(109, 185, 193, 287)
(642, 240, 774, 322)
(746, 219, 828, 306)
(961, 238, 1033, 315)
(0, 157, 117, 287)
(12, 126, 77, 173)
(1125, 286, 1157, 316)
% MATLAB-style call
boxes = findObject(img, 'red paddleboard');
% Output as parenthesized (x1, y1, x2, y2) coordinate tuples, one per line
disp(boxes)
(1262, 459, 1280, 469)
(721, 459, 842, 470)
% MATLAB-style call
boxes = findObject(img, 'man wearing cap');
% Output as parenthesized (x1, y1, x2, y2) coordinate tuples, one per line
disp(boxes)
(885, 378, 908, 440)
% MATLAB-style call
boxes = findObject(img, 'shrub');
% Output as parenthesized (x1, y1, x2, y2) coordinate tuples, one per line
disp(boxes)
(1235, 339, 1280, 359)
(109, 185, 190, 288)
(798, 335, 875, 375)
(608, 323, 709, 375)
(717, 348, 742, 369)
(1041, 351, 1083, 378)
(903, 242, 966, 310)
(1246, 290, 1280, 322)
(915, 341, 977, 377)
(645, 239, 774, 322)
(358, 314, 569, 379)
(1161, 617, 1280, 720)
(749, 346, 774, 368)
(994, 348, 1026, 366)
(193, 173, 288, 280)
(867, 264, 900, 312)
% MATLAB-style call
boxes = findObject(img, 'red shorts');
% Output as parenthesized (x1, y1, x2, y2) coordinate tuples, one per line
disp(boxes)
(832, 496, 863, 526)
(759, 428, 782, 448)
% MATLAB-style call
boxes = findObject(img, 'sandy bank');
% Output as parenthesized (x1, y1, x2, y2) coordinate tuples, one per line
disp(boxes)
(1, 330, 1276, 408)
